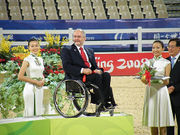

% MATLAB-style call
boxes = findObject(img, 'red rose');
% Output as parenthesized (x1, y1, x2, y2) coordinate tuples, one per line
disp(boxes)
(54, 71, 59, 74)
(41, 49, 45, 52)
(50, 70, 54, 73)
(60, 70, 64, 73)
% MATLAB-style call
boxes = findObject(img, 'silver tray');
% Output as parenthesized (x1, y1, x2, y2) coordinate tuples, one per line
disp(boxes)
(134, 76, 170, 80)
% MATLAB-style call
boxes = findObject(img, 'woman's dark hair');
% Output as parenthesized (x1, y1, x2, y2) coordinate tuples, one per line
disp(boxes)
(152, 40, 164, 48)
(168, 38, 180, 47)
(28, 38, 39, 47)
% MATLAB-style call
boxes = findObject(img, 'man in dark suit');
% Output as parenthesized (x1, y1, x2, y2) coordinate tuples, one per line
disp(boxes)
(61, 29, 116, 110)
(167, 38, 180, 135)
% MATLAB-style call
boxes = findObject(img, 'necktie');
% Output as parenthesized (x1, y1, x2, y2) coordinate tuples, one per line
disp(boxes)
(171, 57, 176, 68)
(80, 47, 90, 67)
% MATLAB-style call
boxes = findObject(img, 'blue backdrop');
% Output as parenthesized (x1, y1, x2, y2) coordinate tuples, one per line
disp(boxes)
(0, 18, 180, 52)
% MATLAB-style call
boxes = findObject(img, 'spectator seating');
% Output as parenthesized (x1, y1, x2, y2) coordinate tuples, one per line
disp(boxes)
(164, 0, 180, 18)
(0, 2, 8, 20)
(0, 0, 180, 20)
(132, 11, 144, 19)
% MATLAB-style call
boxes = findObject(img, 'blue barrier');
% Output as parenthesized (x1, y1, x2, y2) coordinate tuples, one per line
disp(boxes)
(0, 18, 180, 52)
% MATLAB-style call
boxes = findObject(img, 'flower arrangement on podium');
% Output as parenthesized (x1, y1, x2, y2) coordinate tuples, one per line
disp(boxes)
(41, 33, 67, 108)
(0, 35, 24, 110)
(41, 32, 65, 84)
(0, 35, 13, 63)
(0, 33, 67, 118)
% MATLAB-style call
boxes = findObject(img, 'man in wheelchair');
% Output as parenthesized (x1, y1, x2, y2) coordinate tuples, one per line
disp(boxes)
(60, 29, 117, 112)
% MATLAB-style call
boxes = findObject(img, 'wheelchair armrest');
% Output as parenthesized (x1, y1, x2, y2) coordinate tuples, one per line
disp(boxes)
(85, 83, 99, 90)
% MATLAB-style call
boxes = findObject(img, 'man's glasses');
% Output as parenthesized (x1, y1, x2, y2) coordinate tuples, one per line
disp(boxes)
(167, 46, 176, 49)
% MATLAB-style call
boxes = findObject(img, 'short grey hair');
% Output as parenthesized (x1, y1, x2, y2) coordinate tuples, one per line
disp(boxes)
(73, 29, 86, 37)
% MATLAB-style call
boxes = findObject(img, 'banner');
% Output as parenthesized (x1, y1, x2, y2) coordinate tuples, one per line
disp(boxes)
(0, 19, 180, 41)
(1, 19, 180, 30)
(0, 19, 180, 52)
(95, 52, 169, 76)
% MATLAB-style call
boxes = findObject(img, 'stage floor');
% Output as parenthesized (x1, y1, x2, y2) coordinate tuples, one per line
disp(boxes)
(0, 113, 134, 135)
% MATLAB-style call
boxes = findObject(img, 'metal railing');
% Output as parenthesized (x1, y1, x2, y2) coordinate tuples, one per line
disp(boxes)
(0, 27, 180, 52)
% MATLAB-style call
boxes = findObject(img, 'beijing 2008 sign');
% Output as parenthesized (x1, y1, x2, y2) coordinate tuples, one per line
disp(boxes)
(95, 52, 169, 76)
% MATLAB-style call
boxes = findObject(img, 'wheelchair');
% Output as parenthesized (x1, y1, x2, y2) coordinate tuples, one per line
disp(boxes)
(53, 79, 114, 118)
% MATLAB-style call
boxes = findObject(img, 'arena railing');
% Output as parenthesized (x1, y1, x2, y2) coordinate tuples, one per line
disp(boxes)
(0, 27, 180, 52)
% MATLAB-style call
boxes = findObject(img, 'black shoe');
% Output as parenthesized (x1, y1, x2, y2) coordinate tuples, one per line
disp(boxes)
(112, 103, 118, 107)
(104, 103, 114, 110)
(105, 102, 112, 108)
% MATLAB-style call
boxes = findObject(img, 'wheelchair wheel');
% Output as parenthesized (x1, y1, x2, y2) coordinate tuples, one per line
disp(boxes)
(53, 79, 89, 118)
(70, 83, 97, 116)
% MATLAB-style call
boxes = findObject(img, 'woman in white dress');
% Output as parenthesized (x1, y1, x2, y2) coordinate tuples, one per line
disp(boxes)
(142, 40, 174, 135)
(18, 38, 45, 117)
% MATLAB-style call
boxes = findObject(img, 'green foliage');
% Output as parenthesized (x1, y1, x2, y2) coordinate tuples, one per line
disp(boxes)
(43, 53, 61, 66)
(0, 63, 4, 71)
(0, 34, 65, 119)
(0, 53, 64, 118)
(3, 61, 20, 73)
(0, 53, 13, 63)
(45, 73, 65, 108)
(0, 74, 25, 118)
(42, 50, 63, 77)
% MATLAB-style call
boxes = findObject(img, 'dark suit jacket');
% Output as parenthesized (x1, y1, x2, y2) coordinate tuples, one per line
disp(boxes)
(167, 55, 180, 107)
(61, 44, 99, 80)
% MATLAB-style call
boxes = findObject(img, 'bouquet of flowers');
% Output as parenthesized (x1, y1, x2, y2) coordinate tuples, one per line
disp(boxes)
(0, 33, 66, 118)
(138, 60, 156, 85)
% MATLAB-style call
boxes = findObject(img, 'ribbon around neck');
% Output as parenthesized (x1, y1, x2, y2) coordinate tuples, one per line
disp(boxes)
(31, 54, 41, 66)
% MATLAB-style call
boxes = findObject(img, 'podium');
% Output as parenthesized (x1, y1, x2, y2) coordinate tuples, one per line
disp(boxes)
(0, 113, 134, 135)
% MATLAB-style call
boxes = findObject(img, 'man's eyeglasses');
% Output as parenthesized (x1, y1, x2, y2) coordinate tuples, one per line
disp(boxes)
(167, 46, 176, 49)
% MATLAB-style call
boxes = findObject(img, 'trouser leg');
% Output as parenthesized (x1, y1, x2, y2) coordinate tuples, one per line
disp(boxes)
(175, 107, 180, 135)
(102, 72, 116, 105)
(23, 84, 34, 117)
(86, 73, 105, 105)
(167, 102, 175, 135)
(35, 87, 44, 116)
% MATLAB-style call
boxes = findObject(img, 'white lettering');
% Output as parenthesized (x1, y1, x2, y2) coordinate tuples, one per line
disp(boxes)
(134, 60, 140, 68)
(117, 58, 149, 69)
(127, 60, 133, 69)
(117, 59, 126, 69)
(106, 60, 114, 73)
(95, 57, 100, 67)
(95, 57, 114, 73)
(100, 61, 106, 67)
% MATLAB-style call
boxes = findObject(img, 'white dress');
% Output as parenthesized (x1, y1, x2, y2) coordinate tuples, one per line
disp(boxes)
(23, 54, 44, 117)
(142, 57, 175, 127)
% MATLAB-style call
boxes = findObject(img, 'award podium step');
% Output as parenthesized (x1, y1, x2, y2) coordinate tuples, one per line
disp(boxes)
(0, 113, 134, 135)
